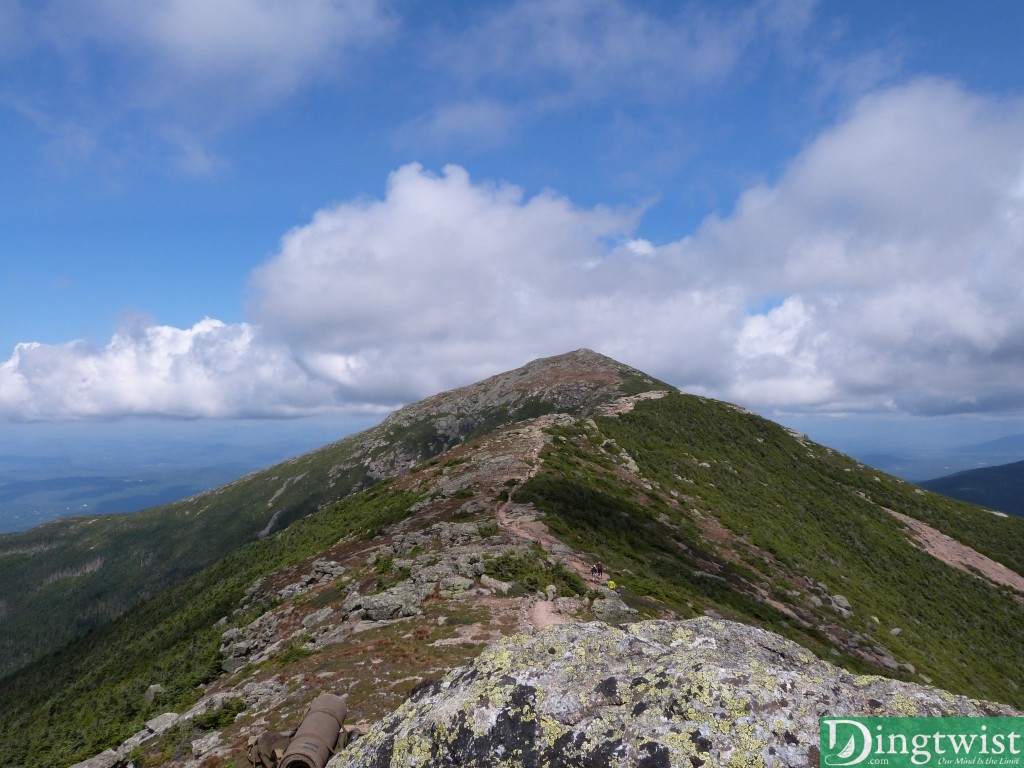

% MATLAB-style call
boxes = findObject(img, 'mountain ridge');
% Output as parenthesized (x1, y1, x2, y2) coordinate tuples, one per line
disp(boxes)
(2, 350, 1023, 767)
(921, 458, 1024, 517)
(0, 349, 665, 677)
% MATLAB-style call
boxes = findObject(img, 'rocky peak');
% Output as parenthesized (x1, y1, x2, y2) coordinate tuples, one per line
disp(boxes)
(345, 348, 669, 485)
(393, 349, 660, 416)
(375, 348, 667, 440)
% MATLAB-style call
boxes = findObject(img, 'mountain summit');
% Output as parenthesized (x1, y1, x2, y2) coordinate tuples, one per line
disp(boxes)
(0, 349, 665, 677)
(2, 351, 1023, 767)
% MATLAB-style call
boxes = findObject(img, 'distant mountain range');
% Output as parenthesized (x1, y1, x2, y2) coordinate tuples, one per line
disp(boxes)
(0, 421, 374, 533)
(920, 459, 1024, 516)
(1, 350, 1022, 768)
(855, 432, 1024, 482)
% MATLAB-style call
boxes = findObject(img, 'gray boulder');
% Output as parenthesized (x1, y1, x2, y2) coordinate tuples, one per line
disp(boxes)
(479, 574, 514, 595)
(438, 575, 475, 598)
(590, 590, 637, 625)
(336, 618, 1020, 768)
(361, 582, 428, 621)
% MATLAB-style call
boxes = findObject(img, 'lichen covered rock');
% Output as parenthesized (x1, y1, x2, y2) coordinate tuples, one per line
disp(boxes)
(335, 618, 1019, 768)
(590, 589, 638, 625)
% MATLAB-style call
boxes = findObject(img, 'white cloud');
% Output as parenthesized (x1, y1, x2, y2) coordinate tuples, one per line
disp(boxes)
(244, 162, 753, 403)
(733, 298, 836, 407)
(6, 78, 1024, 421)
(247, 162, 716, 402)
(0, 318, 353, 421)
(251, 79, 1024, 418)
(5, 0, 393, 168)
(93, 0, 392, 112)
(706, 79, 1024, 414)
(406, 0, 824, 147)
(696, 80, 1024, 285)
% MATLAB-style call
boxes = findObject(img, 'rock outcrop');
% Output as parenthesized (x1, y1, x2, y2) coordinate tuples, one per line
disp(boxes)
(335, 617, 1020, 768)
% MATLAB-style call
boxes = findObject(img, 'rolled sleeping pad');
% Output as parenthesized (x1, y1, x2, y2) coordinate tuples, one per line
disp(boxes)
(279, 693, 347, 768)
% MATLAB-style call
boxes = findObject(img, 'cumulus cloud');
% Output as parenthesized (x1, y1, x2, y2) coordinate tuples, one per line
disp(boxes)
(246, 162, 732, 402)
(0, 318, 358, 421)
(709, 80, 1024, 414)
(238, 160, 750, 404)
(5, 77, 1024, 421)
(248, 79, 1024, 418)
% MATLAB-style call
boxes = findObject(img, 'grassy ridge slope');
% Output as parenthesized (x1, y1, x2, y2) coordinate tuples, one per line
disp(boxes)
(0, 434, 374, 678)
(0, 480, 421, 768)
(517, 393, 1024, 706)
(0, 349, 665, 678)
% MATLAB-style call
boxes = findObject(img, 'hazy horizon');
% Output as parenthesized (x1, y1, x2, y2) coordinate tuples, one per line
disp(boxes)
(4, 401, 1024, 533)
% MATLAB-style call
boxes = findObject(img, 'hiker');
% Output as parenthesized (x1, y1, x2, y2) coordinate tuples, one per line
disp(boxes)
(597, 562, 604, 580)
(607, 579, 616, 592)
(590, 564, 598, 581)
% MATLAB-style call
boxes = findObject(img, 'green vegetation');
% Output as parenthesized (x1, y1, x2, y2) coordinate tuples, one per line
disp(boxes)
(139, 698, 246, 767)
(192, 697, 246, 731)
(4, 354, 1024, 768)
(476, 521, 501, 538)
(0, 430, 378, 679)
(0, 481, 421, 768)
(484, 547, 587, 597)
(616, 369, 671, 396)
(516, 393, 1024, 707)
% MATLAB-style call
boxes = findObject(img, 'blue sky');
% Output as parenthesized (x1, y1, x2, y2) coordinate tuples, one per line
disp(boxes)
(3, 0, 1024, 460)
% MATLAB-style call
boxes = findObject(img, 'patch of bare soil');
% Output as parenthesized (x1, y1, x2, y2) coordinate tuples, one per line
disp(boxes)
(886, 509, 1024, 596)
(529, 600, 572, 630)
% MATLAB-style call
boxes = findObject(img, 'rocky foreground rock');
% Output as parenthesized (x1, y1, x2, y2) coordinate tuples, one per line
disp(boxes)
(333, 617, 1020, 768)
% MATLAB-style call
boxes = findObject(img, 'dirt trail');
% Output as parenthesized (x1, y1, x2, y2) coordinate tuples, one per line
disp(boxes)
(529, 599, 572, 630)
(497, 492, 600, 590)
(488, 412, 623, 632)
(491, 415, 618, 593)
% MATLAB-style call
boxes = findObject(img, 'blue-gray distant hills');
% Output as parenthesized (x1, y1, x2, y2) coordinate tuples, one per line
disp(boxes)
(856, 433, 1024, 482)
(0, 469, 243, 533)
(920, 459, 1024, 517)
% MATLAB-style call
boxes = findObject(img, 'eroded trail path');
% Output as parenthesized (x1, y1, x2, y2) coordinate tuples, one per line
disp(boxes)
(529, 599, 572, 629)
(484, 415, 615, 632)
(486, 408, 665, 596)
